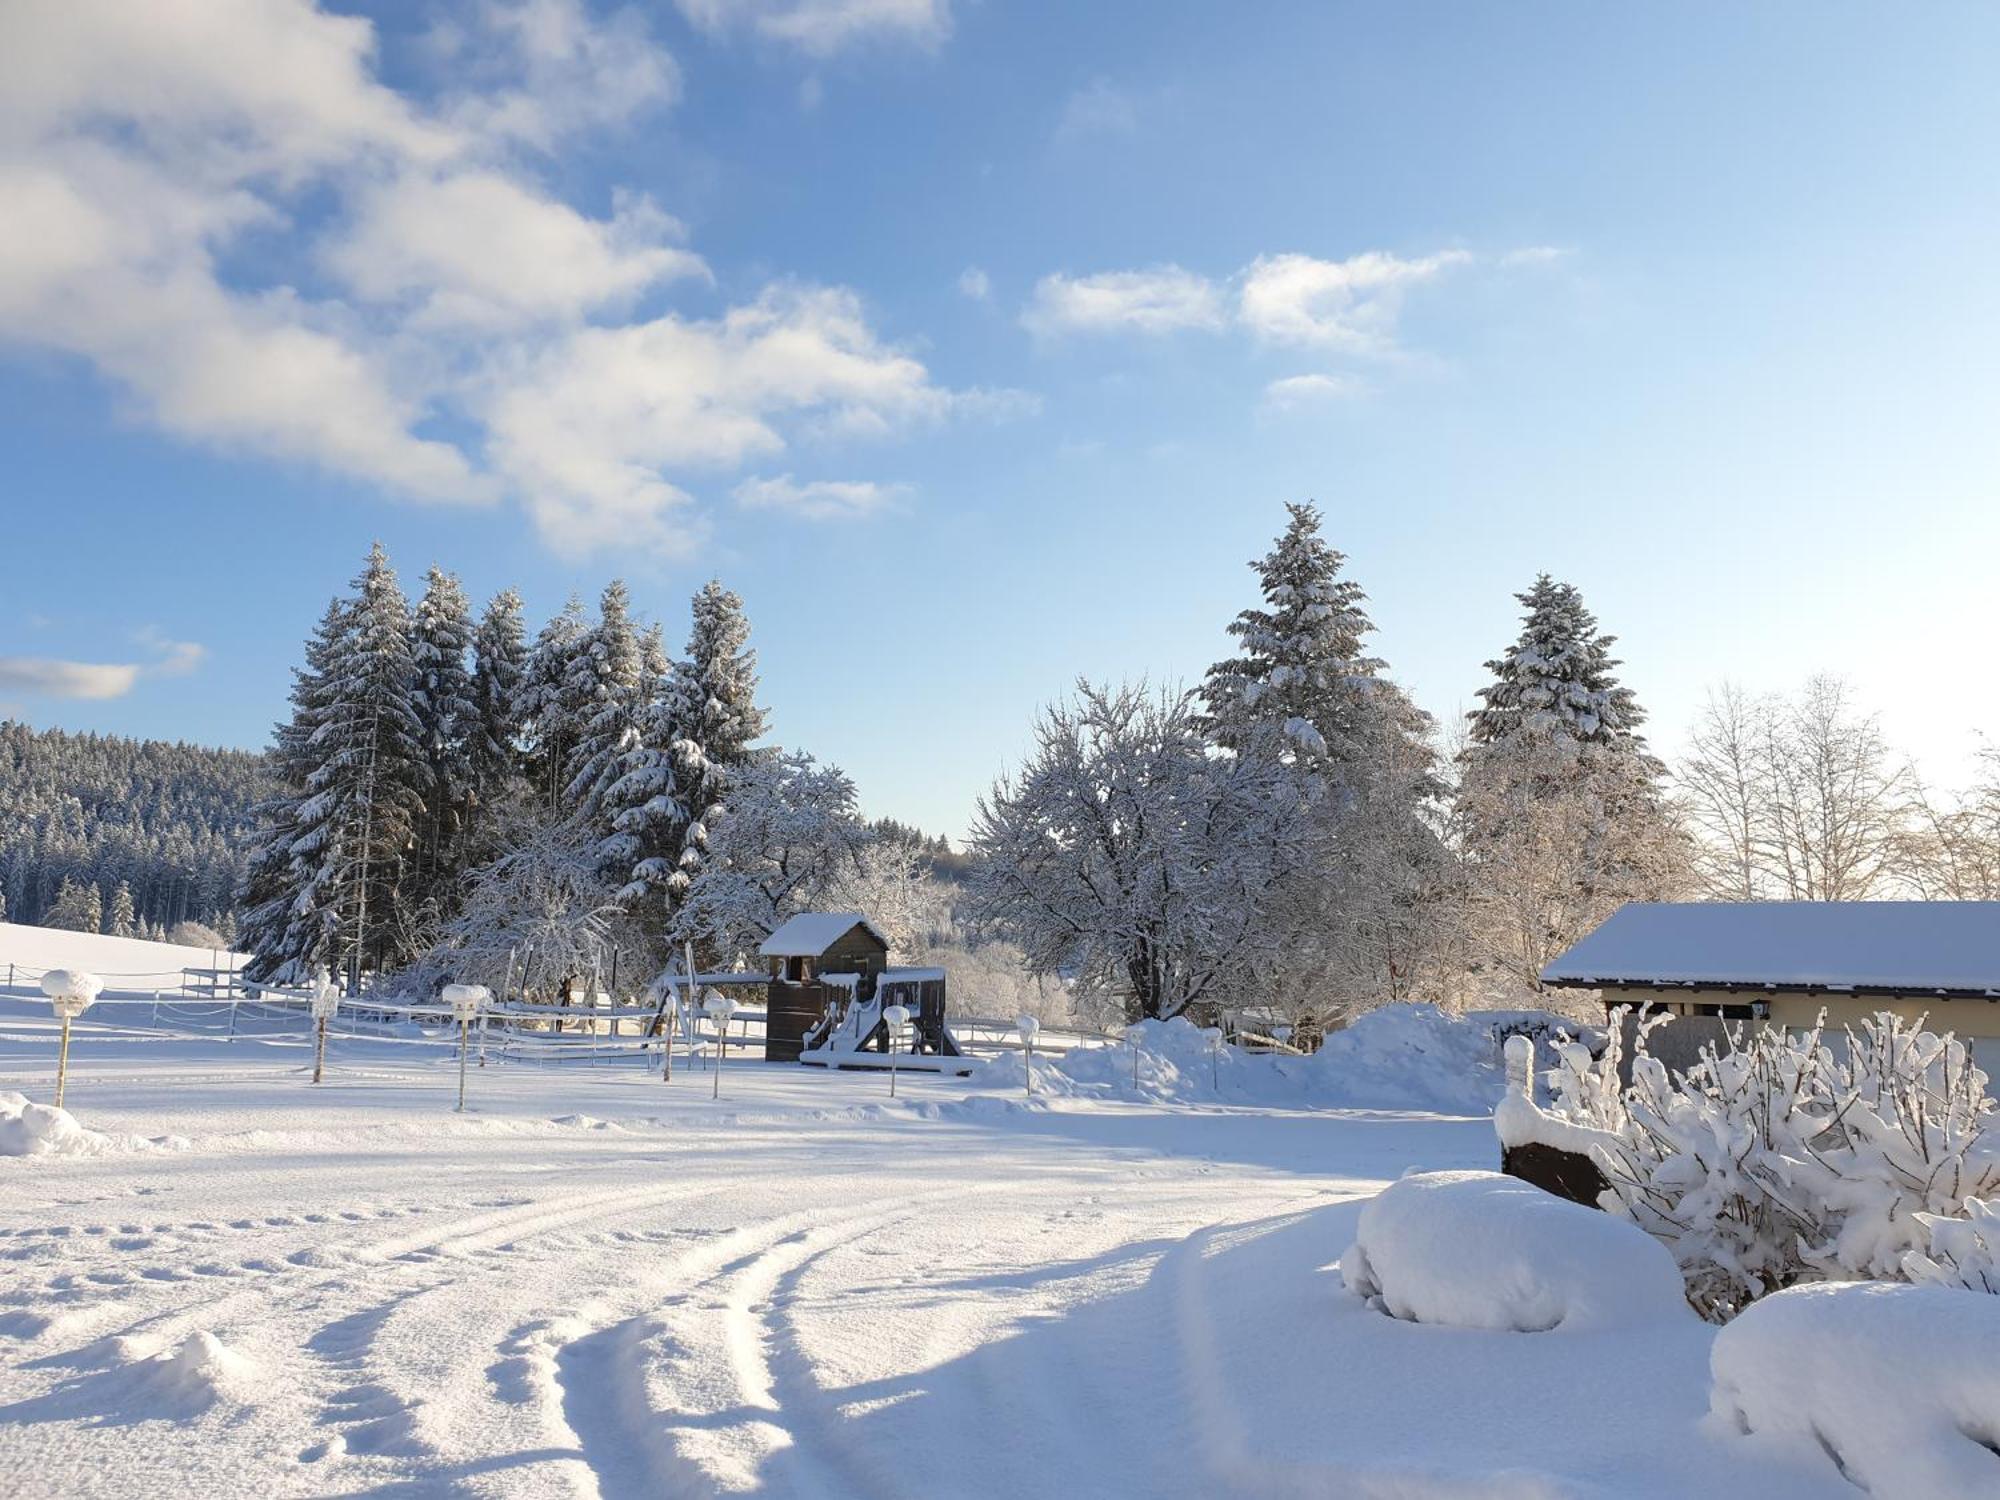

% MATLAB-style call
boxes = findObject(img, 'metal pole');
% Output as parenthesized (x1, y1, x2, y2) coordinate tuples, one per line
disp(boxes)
(55, 1016, 73, 1109)
(457, 1019, 469, 1112)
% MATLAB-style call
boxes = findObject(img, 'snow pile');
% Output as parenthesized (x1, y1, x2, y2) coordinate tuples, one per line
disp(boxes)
(0, 1090, 115, 1157)
(1341, 1170, 1690, 1332)
(118, 1330, 262, 1412)
(1710, 1282, 2000, 1499)
(976, 1006, 1515, 1115)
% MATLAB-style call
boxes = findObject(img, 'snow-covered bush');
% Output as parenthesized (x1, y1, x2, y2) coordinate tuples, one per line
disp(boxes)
(1340, 1169, 1689, 1331)
(1532, 1010, 2000, 1320)
(1710, 1281, 2000, 1499)
(1906, 1197, 2000, 1294)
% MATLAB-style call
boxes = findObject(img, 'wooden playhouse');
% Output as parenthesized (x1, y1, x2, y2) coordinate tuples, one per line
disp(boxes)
(759, 912, 967, 1074)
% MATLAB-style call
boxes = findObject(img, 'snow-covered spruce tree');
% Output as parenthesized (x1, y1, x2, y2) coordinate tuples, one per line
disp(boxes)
(298, 544, 428, 990)
(516, 595, 590, 811)
(107, 879, 136, 938)
(599, 629, 688, 945)
(670, 750, 869, 964)
(409, 566, 478, 906)
(469, 589, 528, 810)
(1200, 503, 1446, 1023)
(665, 581, 769, 916)
(1454, 576, 1690, 1002)
(563, 580, 645, 839)
(43, 874, 102, 932)
(240, 598, 349, 982)
(969, 681, 1301, 1024)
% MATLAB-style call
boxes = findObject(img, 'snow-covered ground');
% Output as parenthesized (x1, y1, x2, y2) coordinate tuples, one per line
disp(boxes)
(1, 969, 1854, 1498)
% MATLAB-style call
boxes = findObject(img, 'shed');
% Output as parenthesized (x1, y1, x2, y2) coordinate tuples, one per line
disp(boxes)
(1542, 901, 2000, 1038)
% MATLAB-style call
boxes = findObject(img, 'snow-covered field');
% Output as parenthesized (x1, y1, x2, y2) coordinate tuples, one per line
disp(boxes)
(1, 958, 1855, 1498)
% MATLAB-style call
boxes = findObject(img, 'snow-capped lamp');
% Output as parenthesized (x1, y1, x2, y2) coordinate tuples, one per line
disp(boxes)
(882, 1003, 912, 1098)
(1016, 1014, 1041, 1097)
(442, 984, 490, 1113)
(40, 968, 102, 1110)
(704, 991, 739, 1099)
(309, 966, 340, 1085)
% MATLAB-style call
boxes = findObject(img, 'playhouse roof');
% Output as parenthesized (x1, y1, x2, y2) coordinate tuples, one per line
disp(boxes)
(1542, 901, 2000, 998)
(759, 912, 889, 958)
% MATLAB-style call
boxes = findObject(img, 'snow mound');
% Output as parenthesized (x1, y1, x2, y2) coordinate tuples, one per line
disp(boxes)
(0, 1090, 115, 1157)
(1710, 1281, 2000, 1500)
(121, 1330, 262, 1410)
(974, 1006, 1514, 1115)
(1341, 1170, 1690, 1332)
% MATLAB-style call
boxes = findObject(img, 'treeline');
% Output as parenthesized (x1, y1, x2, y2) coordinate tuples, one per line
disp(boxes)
(965, 503, 1686, 1029)
(0, 721, 272, 936)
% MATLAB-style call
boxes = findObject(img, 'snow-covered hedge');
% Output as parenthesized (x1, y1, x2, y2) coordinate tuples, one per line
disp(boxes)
(1711, 1281, 2000, 1499)
(978, 1005, 1525, 1114)
(1523, 1011, 2000, 1320)
(1340, 1169, 1689, 1332)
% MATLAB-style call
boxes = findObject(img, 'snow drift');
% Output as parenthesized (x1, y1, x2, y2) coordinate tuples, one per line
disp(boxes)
(0, 1090, 115, 1157)
(1341, 1170, 1690, 1332)
(1711, 1281, 2000, 1499)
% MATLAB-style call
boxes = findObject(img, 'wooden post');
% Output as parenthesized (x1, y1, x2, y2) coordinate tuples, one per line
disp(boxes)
(457, 1018, 470, 1112)
(55, 1015, 73, 1109)
(313, 1014, 327, 1084)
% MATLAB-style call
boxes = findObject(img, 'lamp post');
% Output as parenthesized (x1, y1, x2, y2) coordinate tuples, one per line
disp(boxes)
(40, 969, 101, 1109)
(444, 984, 489, 1112)
(1016, 1014, 1041, 1097)
(882, 1003, 911, 1098)
(705, 992, 739, 1099)
(309, 965, 340, 1084)
(1203, 1026, 1225, 1092)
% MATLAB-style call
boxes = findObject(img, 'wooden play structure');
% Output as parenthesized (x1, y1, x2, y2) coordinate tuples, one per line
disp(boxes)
(759, 912, 968, 1074)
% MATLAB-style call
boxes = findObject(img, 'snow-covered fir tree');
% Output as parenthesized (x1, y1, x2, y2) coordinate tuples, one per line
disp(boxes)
(1454, 575, 1689, 999)
(43, 874, 102, 933)
(562, 580, 645, 836)
(297, 545, 428, 988)
(469, 589, 528, 809)
(665, 581, 769, 916)
(107, 879, 136, 938)
(239, 598, 348, 982)
(517, 595, 590, 811)
(599, 630, 689, 944)
(409, 566, 478, 903)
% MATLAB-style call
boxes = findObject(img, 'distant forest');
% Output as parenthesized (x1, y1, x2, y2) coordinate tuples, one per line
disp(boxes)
(0, 720, 274, 933)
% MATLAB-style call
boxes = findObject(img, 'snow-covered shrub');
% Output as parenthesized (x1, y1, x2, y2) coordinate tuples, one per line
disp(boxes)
(1340, 1169, 1689, 1332)
(1710, 1281, 2000, 1499)
(1535, 1010, 2000, 1321)
(1906, 1197, 2000, 1294)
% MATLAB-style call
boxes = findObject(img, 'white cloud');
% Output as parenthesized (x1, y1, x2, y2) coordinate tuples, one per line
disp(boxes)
(135, 627, 208, 678)
(958, 265, 990, 301)
(325, 173, 706, 329)
(675, 0, 950, 55)
(735, 473, 907, 520)
(1263, 372, 1366, 409)
(1237, 250, 1472, 353)
(0, 658, 142, 700)
(1056, 77, 1137, 140)
(1501, 245, 1571, 268)
(482, 284, 956, 554)
(0, 0, 997, 556)
(1023, 267, 1225, 338)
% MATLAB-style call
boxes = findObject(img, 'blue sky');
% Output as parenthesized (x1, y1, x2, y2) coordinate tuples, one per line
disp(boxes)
(2, 1, 1997, 837)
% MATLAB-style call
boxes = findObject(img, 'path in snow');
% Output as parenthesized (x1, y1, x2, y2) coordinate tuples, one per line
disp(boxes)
(0, 1019, 1849, 1499)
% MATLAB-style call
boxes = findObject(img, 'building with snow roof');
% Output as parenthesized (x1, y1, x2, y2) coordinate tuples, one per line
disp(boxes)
(1541, 901, 2000, 1040)
(758, 912, 962, 1069)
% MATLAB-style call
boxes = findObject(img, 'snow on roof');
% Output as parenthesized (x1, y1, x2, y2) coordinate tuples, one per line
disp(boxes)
(758, 912, 889, 958)
(1542, 902, 2000, 996)
(881, 967, 945, 982)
